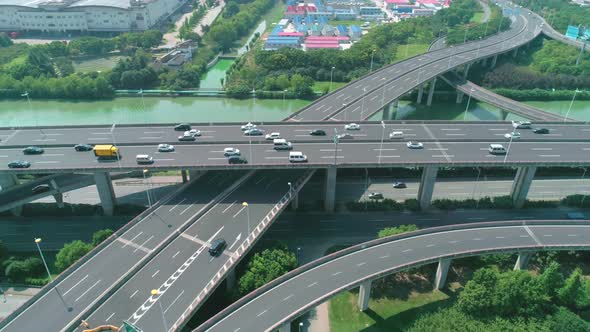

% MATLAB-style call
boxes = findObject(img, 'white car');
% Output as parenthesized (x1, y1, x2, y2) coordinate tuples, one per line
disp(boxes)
(504, 132, 521, 139)
(223, 147, 241, 157)
(406, 141, 424, 149)
(189, 129, 201, 137)
(389, 131, 404, 139)
(157, 144, 175, 152)
(512, 121, 531, 129)
(241, 122, 257, 131)
(265, 132, 281, 140)
(344, 123, 360, 130)
(337, 133, 353, 139)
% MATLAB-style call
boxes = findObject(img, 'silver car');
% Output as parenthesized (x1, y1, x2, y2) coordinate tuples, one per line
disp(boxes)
(158, 144, 175, 152)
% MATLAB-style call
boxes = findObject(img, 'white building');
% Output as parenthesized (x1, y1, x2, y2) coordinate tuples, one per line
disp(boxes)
(0, 0, 187, 32)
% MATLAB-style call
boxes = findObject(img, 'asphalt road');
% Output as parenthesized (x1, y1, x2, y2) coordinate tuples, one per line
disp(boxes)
(0, 170, 246, 332)
(79, 170, 310, 332)
(0, 174, 92, 207)
(203, 222, 590, 332)
(3, 140, 590, 174)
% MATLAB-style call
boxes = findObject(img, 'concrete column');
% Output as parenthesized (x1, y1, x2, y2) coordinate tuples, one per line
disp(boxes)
(278, 322, 291, 332)
(426, 77, 437, 106)
(291, 191, 299, 210)
(382, 103, 390, 121)
(53, 193, 64, 208)
(416, 84, 424, 104)
(181, 170, 188, 183)
(490, 54, 498, 68)
(189, 170, 202, 181)
(324, 167, 337, 213)
(434, 258, 452, 290)
(94, 172, 117, 216)
(514, 252, 533, 271)
(456, 90, 464, 104)
(482, 57, 488, 66)
(501, 110, 509, 120)
(510, 166, 536, 208)
(226, 267, 236, 292)
(418, 166, 438, 210)
(357, 280, 372, 311)
(512, 47, 518, 57)
(1, 174, 23, 216)
(462, 63, 471, 80)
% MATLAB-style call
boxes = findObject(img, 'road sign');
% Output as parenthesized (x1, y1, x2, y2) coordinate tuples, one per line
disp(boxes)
(122, 321, 143, 332)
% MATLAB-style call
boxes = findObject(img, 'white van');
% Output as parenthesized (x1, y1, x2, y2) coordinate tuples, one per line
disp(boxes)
(389, 131, 404, 139)
(289, 151, 308, 163)
(488, 144, 507, 155)
(273, 139, 293, 150)
(136, 154, 154, 164)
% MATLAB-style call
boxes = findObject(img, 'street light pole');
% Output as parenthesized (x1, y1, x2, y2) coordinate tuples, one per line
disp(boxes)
(330, 66, 335, 91)
(378, 120, 385, 164)
(463, 88, 474, 120)
(151, 289, 168, 332)
(504, 131, 515, 164)
(361, 87, 367, 120)
(35, 238, 72, 312)
(564, 89, 579, 122)
(370, 49, 375, 72)
(143, 169, 152, 208)
(581, 168, 588, 206)
(242, 202, 250, 236)
(110, 124, 122, 169)
(333, 128, 339, 166)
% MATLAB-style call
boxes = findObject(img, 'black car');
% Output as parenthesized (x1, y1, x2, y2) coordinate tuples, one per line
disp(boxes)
(310, 129, 326, 136)
(74, 144, 93, 152)
(393, 182, 407, 189)
(533, 128, 549, 134)
(174, 123, 191, 131)
(8, 160, 31, 169)
(208, 238, 227, 256)
(369, 192, 384, 200)
(228, 156, 248, 164)
(22, 146, 44, 155)
(32, 184, 51, 194)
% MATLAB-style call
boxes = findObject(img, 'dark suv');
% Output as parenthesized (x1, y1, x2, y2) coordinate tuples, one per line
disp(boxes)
(209, 238, 227, 256)
(174, 123, 191, 131)
(310, 129, 326, 136)
(228, 156, 248, 164)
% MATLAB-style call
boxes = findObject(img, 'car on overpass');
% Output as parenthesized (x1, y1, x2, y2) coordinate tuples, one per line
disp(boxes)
(32, 184, 51, 194)
(244, 128, 264, 136)
(265, 132, 281, 140)
(174, 123, 191, 131)
(504, 132, 521, 140)
(406, 141, 423, 149)
(209, 238, 227, 256)
(178, 132, 196, 141)
(157, 144, 175, 152)
(393, 182, 407, 189)
(389, 131, 404, 139)
(224, 147, 241, 157)
(7, 160, 31, 168)
(23, 146, 44, 155)
(310, 129, 326, 136)
(189, 129, 202, 137)
(74, 144, 93, 152)
(241, 122, 257, 131)
(345, 123, 360, 130)
(533, 128, 549, 134)
(368, 192, 383, 200)
(228, 156, 247, 164)
(513, 121, 532, 129)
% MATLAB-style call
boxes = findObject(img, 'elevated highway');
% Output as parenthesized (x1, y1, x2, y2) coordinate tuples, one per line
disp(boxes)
(195, 220, 590, 332)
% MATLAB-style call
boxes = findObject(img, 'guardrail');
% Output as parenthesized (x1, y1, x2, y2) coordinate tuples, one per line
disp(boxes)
(194, 219, 590, 332)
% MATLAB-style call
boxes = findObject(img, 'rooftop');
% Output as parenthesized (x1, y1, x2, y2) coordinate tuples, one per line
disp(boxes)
(0, 0, 134, 9)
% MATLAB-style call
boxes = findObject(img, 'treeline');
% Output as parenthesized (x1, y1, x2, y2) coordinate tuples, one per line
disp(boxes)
(0, 73, 114, 99)
(178, 4, 207, 41)
(481, 63, 590, 90)
(409, 264, 590, 331)
(530, 40, 590, 76)
(67, 30, 163, 56)
(0, 32, 12, 47)
(494, 88, 590, 101)
(446, 1, 511, 44)
(515, 0, 589, 32)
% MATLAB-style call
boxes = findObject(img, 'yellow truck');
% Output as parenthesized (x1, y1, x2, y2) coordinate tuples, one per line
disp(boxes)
(93, 145, 120, 159)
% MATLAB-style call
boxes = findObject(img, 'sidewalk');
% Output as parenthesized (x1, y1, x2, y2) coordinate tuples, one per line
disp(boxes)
(0, 285, 41, 320)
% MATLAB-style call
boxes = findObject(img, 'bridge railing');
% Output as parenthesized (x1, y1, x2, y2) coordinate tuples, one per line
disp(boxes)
(193, 219, 590, 332)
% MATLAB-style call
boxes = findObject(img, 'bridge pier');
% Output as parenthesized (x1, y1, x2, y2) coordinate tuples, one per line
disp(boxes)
(94, 172, 117, 216)
(416, 84, 424, 104)
(514, 252, 533, 271)
(383, 100, 398, 120)
(501, 110, 509, 120)
(291, 191, 299, 210)
(462, 63, 471, 80)
(434, 258, 452, 290)
(418, 166, 438, 210)
(482, 57, 488, 67)
(512, 47, 518, 57)
(226, 267, 236, 292)
(357, 280, 372, 311)
(324, 167, 337, 212)
(53, 193, 64, 208)
(189, 170, 204, 180)
(456, 90, 464, 104)
(510, 166, 536, 208)
(426, 78, 437, 106)
(0, 174, 22, 216)
(278, 322, 291, 332)
(181, 170, 188, 183)
(490, 54, 498, 68)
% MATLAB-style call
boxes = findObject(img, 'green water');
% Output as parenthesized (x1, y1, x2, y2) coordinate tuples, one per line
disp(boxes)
(524, 100, 590, 121)
(199, 59, 235, 89)
(0, 97, 309, 126)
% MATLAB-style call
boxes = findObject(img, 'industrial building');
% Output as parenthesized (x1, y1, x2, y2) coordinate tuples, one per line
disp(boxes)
(0, 0, 187, 32)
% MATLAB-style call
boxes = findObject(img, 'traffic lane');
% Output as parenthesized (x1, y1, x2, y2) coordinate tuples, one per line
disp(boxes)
(294, 15, 530, 121)
(206, 225, 577, 332)
(136, 171, 306, 331)
(0, 171, 239, 332)
(3, 141, 590, 172)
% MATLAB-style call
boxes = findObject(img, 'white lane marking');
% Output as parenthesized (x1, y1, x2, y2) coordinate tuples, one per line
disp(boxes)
(373, 148, 397, 151)
(467, 217, 485, 220)
(106, 312, 116, 321)
(140, 137, 161, 139)
(172, 251, 180, 259)
(568, 234, 578, 237)
(143, 131, 164, 134)
(35, 161, 60, 164)
(179, 203, 195, 216)
(524, 226, 542, 245)
(133, 235, 154, 253)
(42, 154, 64, 157)
(532, 148, 552, 151)
(356, 262, 366, 267)
(222, 200, 237, 213)
(232, 205, 246, 218)
(265, 156, 288, 159)
(74, 279, 101, 302)
(472, 238, 482, 241)
(321, 156, 344, 159)
(440, 128, 461, 131)
(122, 232, 143, 248)
(379, 255, 389, 259)
(426, 244, 435, 247)
(418, 218, 439, 221)
(449, 240, 459, 244)
(432, 155, 454, 158)
(154, 158, 174, 161)
(63, 274, 88, 296)
(320, 149, 342, 152)
(539, 155, 560, 157)
(445, 133, 465, 136)
(402, 249, 413, 252)
(169, 198, 187, 212)
(34, 139, 56, 142)
(307, 282, 318, 288)
(380, 155, 400, 158)
(282, 294, 294, 301)
(91, 132, 110, 135)
(257, 309, 268, 317)
(208, 157, 227, 160)
(331, 271, 342, 276)
(428, 148, 448, 151)
(164, 290, 185, 313)
(496, 236, 505, 239)
(152, 270, 160, 278)
(130, 290, 139, 299)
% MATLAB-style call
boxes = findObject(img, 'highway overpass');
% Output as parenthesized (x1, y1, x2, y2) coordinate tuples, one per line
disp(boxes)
(195, 220, 590, 332)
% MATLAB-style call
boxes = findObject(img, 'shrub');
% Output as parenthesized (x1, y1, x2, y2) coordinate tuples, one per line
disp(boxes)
(91, 229, 114, 247)
(403, 199, 420, 212)
(55, 240, 93, 271)
(4, 258, 44, 283)
(377, 224, 418, 238)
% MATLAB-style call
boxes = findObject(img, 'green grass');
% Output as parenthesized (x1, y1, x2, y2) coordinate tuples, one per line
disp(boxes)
(470, 12, 484, 23)
(313, 81, 348, 92)
(329, 289, 455, 332)
(391, 43, 429, 63)
(72, 56, 128, 73)
(263, 0, 289, 33)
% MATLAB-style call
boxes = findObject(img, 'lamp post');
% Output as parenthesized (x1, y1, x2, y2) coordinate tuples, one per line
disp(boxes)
(35, 238, 72, 311)
(333, 128, 340, 166)
(581, 167, 588, 206)
(296, 247, 301, 265)
(110, 124, 122, 169)
(288, 181, 293, 193)
(22, 91, 45, 137)
(504, 122, 518, 163)
(472, 167, 482, 207)
(475, 37, 482, 58)
(378, 120, 385, 164)
(463, 28, 468, 44)
(242, 202, 250, 236)
(343, 103, 348, 121)
(151, 289, 168, 332)
(143, 169, 152, 208)
(369, 49, 376, 72)
(564, 89, 580, 122)
(283, 89, 288, 106)
(329, 66, 335, 91)
(299, 322, 304, 332)
(463, 88, 474, 120)
(361, 87, 367, 120)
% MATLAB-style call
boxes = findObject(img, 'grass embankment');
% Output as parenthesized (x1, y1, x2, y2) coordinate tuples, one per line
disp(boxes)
(469, 12, 484, 23)
(391, 44, 429, 63)
(73, 56, 128, 73)
(312, 81, 347, 92)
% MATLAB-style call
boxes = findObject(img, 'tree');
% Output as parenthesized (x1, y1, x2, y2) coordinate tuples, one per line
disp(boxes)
(55, 240, 93, 271)
(538, 261, 564, 299)
(549, 307, 590, 332)
(557, 268, 584, 310)
(289, 74, 314, 98)
(92, 229, 114, 246)
(377, 224, 418, 238)
(0, 32, 13, 47)
(223, 1, 240, 18)
(4, 258, 44, 282)
(238, 247, 297, 296)
(458, 268, 499, 315)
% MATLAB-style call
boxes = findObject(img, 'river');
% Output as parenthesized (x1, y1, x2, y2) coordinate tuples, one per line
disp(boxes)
(1, 97, 590, 126)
